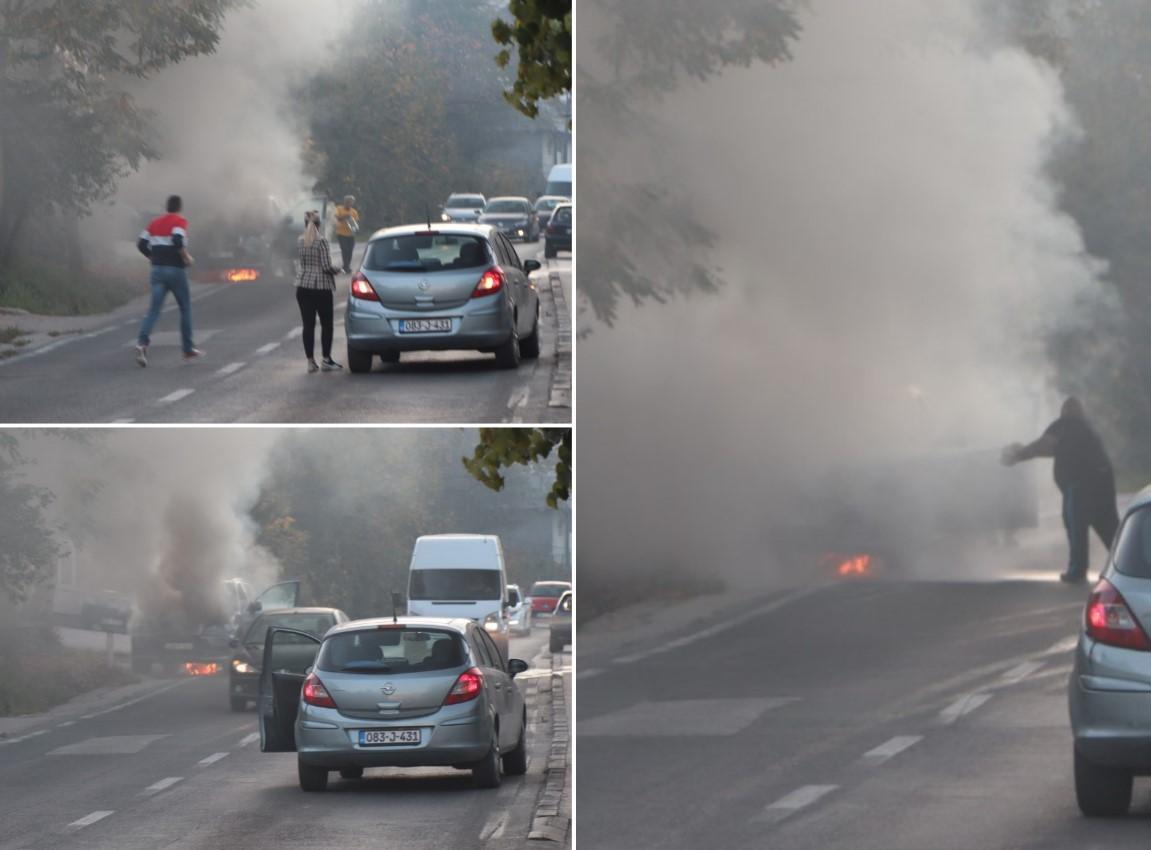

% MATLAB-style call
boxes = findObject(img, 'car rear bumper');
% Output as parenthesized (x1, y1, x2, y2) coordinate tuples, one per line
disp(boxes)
(346, 293, 513, 352)
(1070, 640, 1151, 770)
(295, 705, 492, 768)
(545, 235, 571, 251)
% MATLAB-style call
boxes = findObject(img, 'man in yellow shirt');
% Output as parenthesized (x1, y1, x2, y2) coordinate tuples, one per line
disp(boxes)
(333, 195, 360, 273)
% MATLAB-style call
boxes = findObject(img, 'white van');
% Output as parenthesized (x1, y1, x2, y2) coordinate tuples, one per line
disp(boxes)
(406, 534, 510, 653)
(546, 163, 572, 198)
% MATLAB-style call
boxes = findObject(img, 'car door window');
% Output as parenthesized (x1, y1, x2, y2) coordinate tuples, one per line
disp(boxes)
(478, 630, 506, 673)
(468, 630, 495, 669)
(498, 234, 522, 270)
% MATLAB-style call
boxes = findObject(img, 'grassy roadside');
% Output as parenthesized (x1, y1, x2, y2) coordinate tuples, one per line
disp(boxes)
(0, 626, 137, 717)
(0, 264, 138, 316)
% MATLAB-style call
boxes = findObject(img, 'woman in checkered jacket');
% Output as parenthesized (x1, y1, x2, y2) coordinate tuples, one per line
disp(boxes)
(296, 211, 342, 373)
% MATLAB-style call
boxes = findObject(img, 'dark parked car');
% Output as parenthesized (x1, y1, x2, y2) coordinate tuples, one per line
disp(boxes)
(478, 197, 539, 242)
(229, 607, 348, 711)
(544, 203, 571, 259)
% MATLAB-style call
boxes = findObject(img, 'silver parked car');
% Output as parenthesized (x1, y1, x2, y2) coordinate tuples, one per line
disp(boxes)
(478, 196, 539, 242)
(259, 617, 530, 791)
(1069, 486, 1151, 816)
(441, 193, 486, 223)
(345, 224, 542, 372)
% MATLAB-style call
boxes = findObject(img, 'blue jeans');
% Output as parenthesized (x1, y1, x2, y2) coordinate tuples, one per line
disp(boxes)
(138, 265, 194, 353)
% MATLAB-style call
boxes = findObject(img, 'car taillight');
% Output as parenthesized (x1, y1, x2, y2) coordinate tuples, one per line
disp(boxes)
(302, 673, 338, 708)
(472, 267, 504, 298)
(1085, 579, 1151, 651)
(443, 667, 484, 705)
(350, 272, 379, 301)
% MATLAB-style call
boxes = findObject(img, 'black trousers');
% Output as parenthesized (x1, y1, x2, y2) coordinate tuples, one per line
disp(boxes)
(296, 287, 334, 360)
(1062, 480, 1120, 578)
(337, 235, 355, 271)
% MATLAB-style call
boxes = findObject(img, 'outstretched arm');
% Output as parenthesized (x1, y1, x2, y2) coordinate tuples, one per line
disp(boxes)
(1002, 433, 1057, 465)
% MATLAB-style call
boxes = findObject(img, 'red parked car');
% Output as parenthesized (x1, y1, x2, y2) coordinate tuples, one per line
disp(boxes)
(528, 581, 572, 618)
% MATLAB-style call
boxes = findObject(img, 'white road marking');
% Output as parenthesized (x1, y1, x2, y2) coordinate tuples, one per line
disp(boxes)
(255, 342, 280, 355)
(57, 721, 76, 728)
(142, 777, 183, 796)
(238, 732, 260, 748)
(77, 679, 189, 721)
(581, 697, 797, 737)
(862, 735, 923, 764)
(939, 693, 991, 725)
(613, 585, 825, 665)
(157, 388, 194, 404)
(479, 811, 508, 841)
(0, 728, 49, 746)
(66, 811, 114, 831)
(576, 668, 604, 680)
(198, 751, 229, 766)
(1042, 635, 1079, 656)
(49, 735, 168, 756)
(83, 326, 115, 339)
(215, 361, 245, 377)
(1000, 661, 1044, 684)
(284, 327, 303, 340)
(507, 386, 530, 410)
(109, 418, 135, 424)
(756, 785, 838, 823)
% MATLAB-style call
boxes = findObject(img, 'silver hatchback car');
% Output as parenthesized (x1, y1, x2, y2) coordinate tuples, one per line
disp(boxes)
(1069, 486, 1151, 816)
(344, 224, 542, 372)
(258, 617, 529, 792)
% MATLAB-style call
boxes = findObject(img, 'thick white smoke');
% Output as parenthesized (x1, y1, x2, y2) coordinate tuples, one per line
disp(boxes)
(580, 0, 1106, 588)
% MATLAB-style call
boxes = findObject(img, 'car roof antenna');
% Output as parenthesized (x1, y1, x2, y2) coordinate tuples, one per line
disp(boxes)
(391, 591, 403, 623)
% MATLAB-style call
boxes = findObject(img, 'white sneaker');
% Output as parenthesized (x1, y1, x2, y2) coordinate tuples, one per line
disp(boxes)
(135, 345, 147, 367)
(321, 358, 343, 372)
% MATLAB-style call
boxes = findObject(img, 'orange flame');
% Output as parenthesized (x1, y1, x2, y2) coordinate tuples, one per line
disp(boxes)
(225, 268, 260, 282)
(836, 555, 872, 577)
(184, 662, 220, 676)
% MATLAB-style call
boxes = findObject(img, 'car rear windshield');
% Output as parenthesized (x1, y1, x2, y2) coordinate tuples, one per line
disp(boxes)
(529, 583, 568, 597)
(410, 569, 501, 601)
(363, 234, 489, 272)
(245, 612, 335, 645)
(317, 628, 463, 673)
(1111, 507, 1151, 579)
(446, 196, 483, 208)
(551, 207, 571, 225)
(485, 200, 528, 214)
(535, 198, 563, 211)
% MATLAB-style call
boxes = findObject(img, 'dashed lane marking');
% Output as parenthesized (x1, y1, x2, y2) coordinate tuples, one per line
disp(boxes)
(141, 777, 183, 796)
(66, 811, 114, 831)
(862, 735, 923, 764)
(939, 693, 991, 725)
(284, 327, 303, 340)
(109, 418, 135, 424)
(157, 388, 194, 404)
(479, 811, 508, 842)
(755, 785, 838, 823)
(581, 697, 797, 737)
(49, 735, 168, 756)
(198, 751, 229, 766)
(238, 732, 260, 748)
(255, 342, 280, 355)
(576, 668, 604, 680)
(613, 585, 825, 665)
(215, 362, 245, 377)
(0, 729, 48, 746)
(1042, 635, 1078, 656)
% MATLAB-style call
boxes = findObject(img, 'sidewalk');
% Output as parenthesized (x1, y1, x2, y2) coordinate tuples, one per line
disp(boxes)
(527, 649, 571, 846)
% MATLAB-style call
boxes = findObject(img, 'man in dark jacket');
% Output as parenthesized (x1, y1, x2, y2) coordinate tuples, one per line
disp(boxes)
(1002, 397, 1119, 584)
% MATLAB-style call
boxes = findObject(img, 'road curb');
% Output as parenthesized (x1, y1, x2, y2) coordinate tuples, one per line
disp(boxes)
(527, 651, 571, 843)
(546, 271, 572, 411)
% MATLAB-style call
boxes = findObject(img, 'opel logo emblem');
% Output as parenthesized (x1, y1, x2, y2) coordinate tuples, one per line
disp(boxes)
(380, 683, 396, 696)
(417, 279, 430, 292)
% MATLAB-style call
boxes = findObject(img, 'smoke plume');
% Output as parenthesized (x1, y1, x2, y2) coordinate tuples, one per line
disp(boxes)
(579, 0, 1106, 591)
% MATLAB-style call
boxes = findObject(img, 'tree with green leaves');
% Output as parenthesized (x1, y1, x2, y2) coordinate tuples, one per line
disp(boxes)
(0, 434, 61, 603)
(0, 0, 243, 290)
(578, 0, 802, 325)
(464, 428, 570, 508)
(492, 0, 571, 118)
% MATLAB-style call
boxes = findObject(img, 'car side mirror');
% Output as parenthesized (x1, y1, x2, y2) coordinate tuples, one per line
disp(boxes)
(508, 658, 529, 677)
(523, 259, 541, 273)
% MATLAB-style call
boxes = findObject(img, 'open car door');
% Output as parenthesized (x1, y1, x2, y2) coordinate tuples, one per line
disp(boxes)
(259, 627, 321, 753)
(251, 579, 301, 614)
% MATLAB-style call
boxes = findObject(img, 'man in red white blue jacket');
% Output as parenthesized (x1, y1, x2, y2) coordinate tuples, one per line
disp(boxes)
(135, 195, 203, 366)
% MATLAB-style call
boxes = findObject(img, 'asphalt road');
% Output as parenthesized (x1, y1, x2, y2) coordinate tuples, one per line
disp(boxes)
(0, 244, 570, 424)
(0, 631, 555, 850)
(578, 576, 1151, 850)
